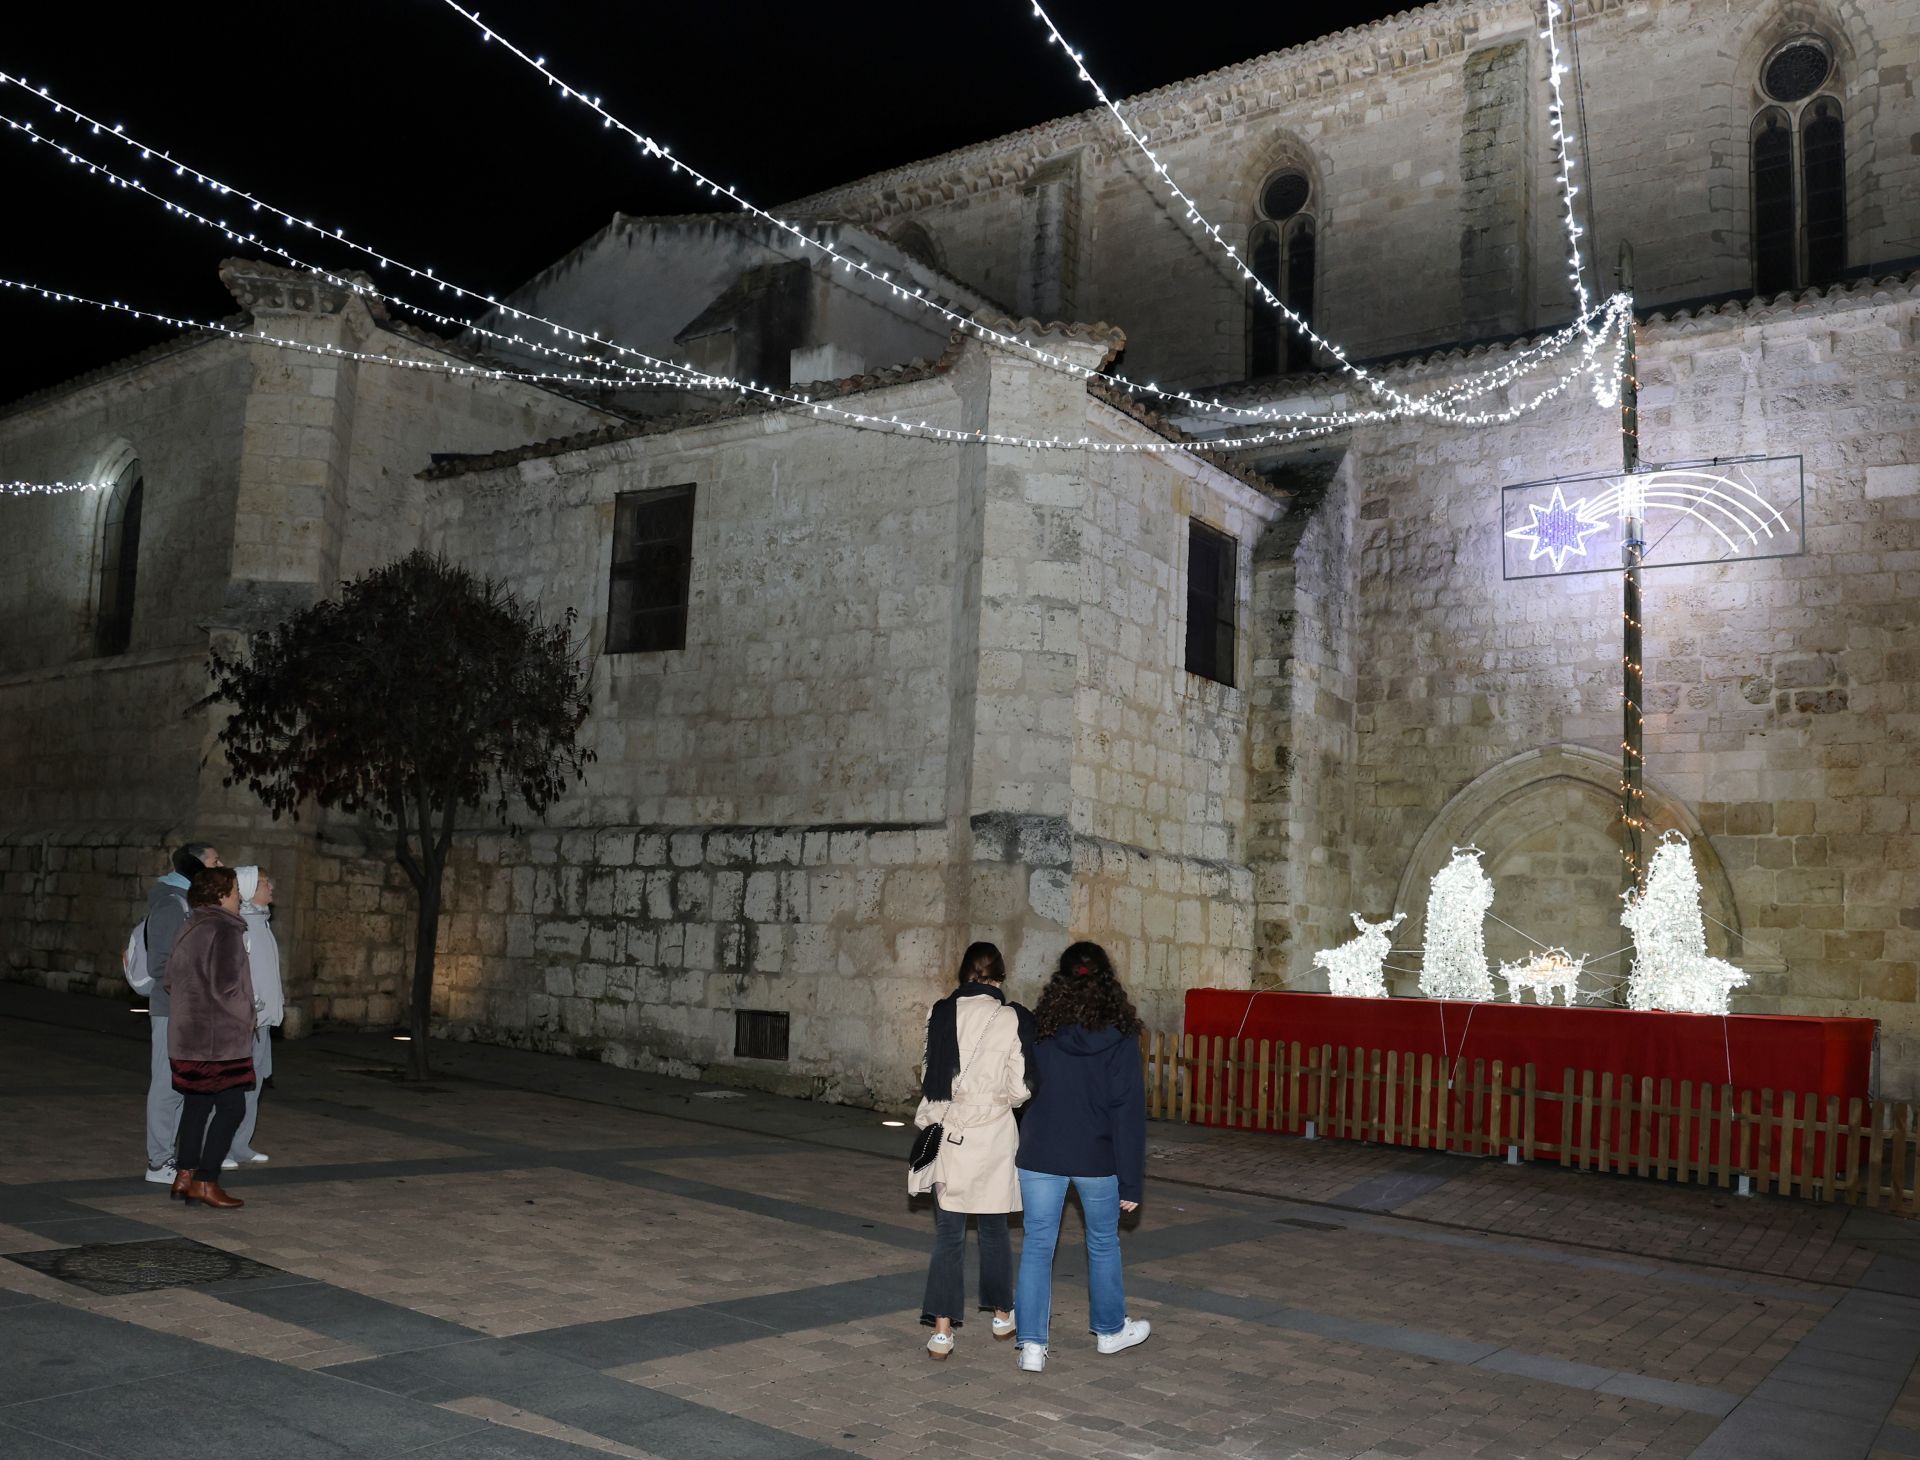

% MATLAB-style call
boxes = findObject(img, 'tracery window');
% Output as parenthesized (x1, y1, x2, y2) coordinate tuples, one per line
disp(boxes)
(1750, 35, 1845, 294)
(1248, 170, 1316, 378)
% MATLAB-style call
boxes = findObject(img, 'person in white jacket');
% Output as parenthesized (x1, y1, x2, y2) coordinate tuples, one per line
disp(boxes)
(227, 865, 283, 1165)
(910, 942, 1032, 1360)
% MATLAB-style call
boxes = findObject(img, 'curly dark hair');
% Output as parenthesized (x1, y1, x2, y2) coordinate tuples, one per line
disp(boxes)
(186, 865, 238, 908)
(1033, 941, 1143, 1038)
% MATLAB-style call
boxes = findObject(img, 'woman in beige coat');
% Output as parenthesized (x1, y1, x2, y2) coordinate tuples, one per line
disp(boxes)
(911, 942, 1032, 1359)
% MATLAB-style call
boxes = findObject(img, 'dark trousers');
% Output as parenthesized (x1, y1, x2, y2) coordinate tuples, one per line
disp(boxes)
(921, 1205, 1012, 1326)
(176, 1088, 245, 1181)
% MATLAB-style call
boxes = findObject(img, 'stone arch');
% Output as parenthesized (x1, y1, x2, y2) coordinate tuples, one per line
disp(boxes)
(1389, 746, 1744, 993)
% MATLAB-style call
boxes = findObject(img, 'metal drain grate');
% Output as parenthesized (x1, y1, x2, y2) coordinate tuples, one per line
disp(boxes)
(6, 1237, 287, 1296)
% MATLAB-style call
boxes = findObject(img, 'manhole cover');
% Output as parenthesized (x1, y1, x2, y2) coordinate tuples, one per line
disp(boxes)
(6, 1238, 287, 1296)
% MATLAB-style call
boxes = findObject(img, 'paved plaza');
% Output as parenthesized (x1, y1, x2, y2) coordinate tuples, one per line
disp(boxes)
(4, 986, 1920, 1460)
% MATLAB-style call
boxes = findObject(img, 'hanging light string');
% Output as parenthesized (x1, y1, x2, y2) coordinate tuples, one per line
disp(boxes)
(4, 264, 1632, 462)
(0, 276, 719, 391)
(1021, 0, 1620, 412)
(0, 92, 697, 394)
(1541, 0, 1594, 330)
(0, 66, 1630, 453)
(2, 479, 112, 497)
(0, 270, 1335, 454)
(433, 2, 1621, 426)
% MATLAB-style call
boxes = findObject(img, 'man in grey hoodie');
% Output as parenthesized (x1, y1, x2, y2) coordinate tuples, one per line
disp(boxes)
(143, 842, 220, 1182)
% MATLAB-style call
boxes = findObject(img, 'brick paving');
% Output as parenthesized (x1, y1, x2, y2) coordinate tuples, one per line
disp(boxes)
(3, 987, 1919, 1458)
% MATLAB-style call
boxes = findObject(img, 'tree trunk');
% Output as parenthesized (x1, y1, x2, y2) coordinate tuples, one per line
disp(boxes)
(407, 849, 446, 1080)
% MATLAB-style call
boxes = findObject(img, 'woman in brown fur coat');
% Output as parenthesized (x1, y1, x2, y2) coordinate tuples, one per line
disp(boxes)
(164, 865, 257, 1209)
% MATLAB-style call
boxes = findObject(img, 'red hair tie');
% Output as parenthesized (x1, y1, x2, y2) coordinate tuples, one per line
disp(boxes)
(1072, 962, 1095, 977)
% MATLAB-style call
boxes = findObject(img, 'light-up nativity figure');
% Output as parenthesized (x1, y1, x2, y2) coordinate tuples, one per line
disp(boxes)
(1621, 830, 1748, 1015)
(1497, 947, 1585, 1006)
(1312, 912, 1406, 999)
(1419, 847, 1496, 1001)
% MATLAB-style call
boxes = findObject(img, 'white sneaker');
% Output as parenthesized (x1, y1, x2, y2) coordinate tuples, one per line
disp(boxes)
(991, 1311, 1016, 1340)
(1095, 1318, 1151, 1355)
(926, 1331, 954, 1361)
(221, 1158, 239, 1171)
(143, 1161, 176, 1185)
(243, 1152, 270, 1163)
(1017, 1343, 1047, 1373)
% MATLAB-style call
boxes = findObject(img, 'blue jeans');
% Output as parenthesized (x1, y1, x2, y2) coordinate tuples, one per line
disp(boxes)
(1015, 1169, 1125, 1347)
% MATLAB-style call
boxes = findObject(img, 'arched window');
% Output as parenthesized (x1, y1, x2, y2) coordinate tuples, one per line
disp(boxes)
(1248, 170, 1315, 377)
(95, 461, 143, 656)
(1750, 35, 1845, 293)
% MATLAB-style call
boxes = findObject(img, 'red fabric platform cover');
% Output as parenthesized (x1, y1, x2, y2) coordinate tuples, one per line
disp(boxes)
(1186, 990, 1872, 1100)
(1183, 989, 1874, 1162)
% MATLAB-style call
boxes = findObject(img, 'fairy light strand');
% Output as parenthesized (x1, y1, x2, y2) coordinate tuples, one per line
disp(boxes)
(0, 66, 1631, 452)
(3, 479, 111, 497)
(1023, 0, 1619, 414)
(435, 2, 1621, 428)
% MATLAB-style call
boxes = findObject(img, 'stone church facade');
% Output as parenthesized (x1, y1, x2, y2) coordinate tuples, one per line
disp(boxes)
(1, 0, 1916, 1104)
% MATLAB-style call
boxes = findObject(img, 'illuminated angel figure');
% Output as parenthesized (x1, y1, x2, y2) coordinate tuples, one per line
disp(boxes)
(1505, 484, 1610, 572)
(1621, 831, 1748, 1015)
(1419, 847, 1496, 1001)
(1497, 947, 1585, 1006)
(1313, 912, 1406, 999)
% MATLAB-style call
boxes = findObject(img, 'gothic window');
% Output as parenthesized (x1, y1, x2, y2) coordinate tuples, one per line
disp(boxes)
(1184, 519, 1238, 687)
(1750, 35, 1845, 293)
(94, 460, 143, 657)
(1248, 169, 1316, 377)
(607, 484, 695, 654)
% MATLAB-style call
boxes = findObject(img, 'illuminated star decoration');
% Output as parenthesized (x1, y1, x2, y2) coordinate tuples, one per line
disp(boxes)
(1506, 485, 1611, 571)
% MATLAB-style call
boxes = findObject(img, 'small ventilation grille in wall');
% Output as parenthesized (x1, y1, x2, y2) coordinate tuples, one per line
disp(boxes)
(734, 1010, 790, 1061)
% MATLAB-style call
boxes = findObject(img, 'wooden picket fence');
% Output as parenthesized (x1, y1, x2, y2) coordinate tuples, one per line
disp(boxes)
(1141, 1030, 1920, 1213)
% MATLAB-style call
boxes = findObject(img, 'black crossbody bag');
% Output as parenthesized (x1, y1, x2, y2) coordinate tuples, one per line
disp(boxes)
(909, 1025, 988, 1172)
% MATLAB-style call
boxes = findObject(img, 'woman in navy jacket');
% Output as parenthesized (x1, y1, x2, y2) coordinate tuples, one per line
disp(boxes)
(1011, 941, 1150, 1373)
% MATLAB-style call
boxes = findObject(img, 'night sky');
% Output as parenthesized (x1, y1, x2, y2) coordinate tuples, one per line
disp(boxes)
(0, 1, 1405, 405)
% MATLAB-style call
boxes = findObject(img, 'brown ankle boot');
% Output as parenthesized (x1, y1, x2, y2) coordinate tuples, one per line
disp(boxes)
(183, 1179, 244, 1209)
(170, 1167, 194, 1201)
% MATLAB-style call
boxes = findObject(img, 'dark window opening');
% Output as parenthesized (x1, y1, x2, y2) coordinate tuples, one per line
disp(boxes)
(1801, 97, 1846, 286)
(1184, 519, 1238, 687)
(1751, 111, 1796, 296)
(607, 484, 695, 654)
(1248, 224, 1282, 378)
(1283, 217, 1316, 374)
(95, 468, 143, 657)
(734, 1010, 790, 1061)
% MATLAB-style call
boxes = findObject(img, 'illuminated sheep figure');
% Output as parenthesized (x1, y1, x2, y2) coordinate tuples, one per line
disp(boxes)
(1419, 847, 1497, 1001)
(1498, 947, 1585, 1006)
(1312, 912, 1406, 999)
(1621, 830, 1749, 1015)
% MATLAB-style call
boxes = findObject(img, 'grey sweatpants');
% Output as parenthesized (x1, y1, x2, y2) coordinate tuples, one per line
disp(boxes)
(229, 1026, 273, 1160)
(145, 1015, 182, 1168)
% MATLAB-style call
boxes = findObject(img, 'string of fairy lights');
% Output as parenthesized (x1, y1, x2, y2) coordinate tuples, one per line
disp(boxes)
(436, 0, 1628, 427)
(0, 66, 1628, 473)
(1022, 0, 1620, 408)
(2, 0, 1629, 485)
